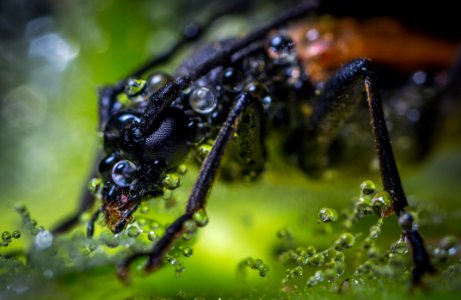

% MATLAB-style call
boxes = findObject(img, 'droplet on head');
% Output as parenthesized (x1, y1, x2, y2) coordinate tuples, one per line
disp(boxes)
(189, 87, 216, 114)
(266, 32, 296, 64)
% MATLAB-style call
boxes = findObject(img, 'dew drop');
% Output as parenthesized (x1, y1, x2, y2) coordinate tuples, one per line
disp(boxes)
(391, 238, 408, 254)
(335, 233, 355, 250)
(146, 72, 173, 94)
(176, 164, 188, 175)
(334, 251, 345, 263)
(310, 253, 325, 266)
(323, 268, 336, 282)
(183, 219, 198, 234)
(197, 143, 212, 162)
(125, 78, 146, 97)
(440, 235, 458, 250)
(306, 276, 318, 287)
(35, 230, 53, 249)
(371, 191, 393, 217)
(149, 220, 161, 230)
(293, 266, 303, 276)
(88, 177, 102, 195)
(360, 180, 376, 196)
(126, 225, 141, 238)
(12, 230, 21, 239)
(189, 87, 217, 114)
(182, 247, 193, 257)
(163, 173, 180, 190)
(147, 231, 158, 241)
(2, 231, 11, 242)
(140, 205, 150, 214)
(112, 160, 137, 187)
(266, 33, 296, 64)
(319, 207, 338, 223)
(193, 209, 209, 227)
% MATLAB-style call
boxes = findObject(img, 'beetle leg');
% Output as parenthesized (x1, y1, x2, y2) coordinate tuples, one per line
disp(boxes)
(117, 91, 265, 281)
(303, 58, 435, 285)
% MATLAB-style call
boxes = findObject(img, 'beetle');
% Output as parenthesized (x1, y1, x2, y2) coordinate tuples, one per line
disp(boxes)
(51, 0, 460, 285)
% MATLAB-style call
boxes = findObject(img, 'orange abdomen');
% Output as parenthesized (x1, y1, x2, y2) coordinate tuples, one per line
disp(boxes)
(288, 17, 459, 82)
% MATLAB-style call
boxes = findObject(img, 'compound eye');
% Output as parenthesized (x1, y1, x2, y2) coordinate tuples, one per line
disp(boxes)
(111, 160, 137, 187)
(104, 112, 141, 153)
(98, 154, 118, 179)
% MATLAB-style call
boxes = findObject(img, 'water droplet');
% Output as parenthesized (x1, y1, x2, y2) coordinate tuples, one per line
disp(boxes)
(140, 205, 149, 214)
(360, 180, 376, 195)
(334, 251, 345, 263)
(182, 247, 193, 257)
(220, 67, 244, 92)
(88, 177, 102, 194)
(176, 164, 188, 175)
(323, 268, 336, 282)
(266, 33, 296, 64)
(433, 247, 448, 261)
(126, 225, 140, 238)
(371, 191, 393, 217)
(193, 209, 209, 227)
(112, 160, 137, 187)
(163, 173, 180, 190)
(335, 233, 355, 250)
(367, 246, 380, 258)
(356, 196, 373, 216)
(149, 220, 161, 230)
(440, 235, 458, 250)
(35, 230, 53, 249)
(305, 246, 316, 256)
(2, 231, 12, 242)
(306, 276, 318, 287)
(147, 231, 158, 241)
(183, 219, 198, 234)
(293, 266, 303, 276)
(309, 253, 325, 266)
(12, 230, 21, 239)
(319, 207, 338, 223)
(197, 143, 212, 162)
(125, 78, 146, 97)
(189, 87, 216, 114)
(296, 256, 306, 266)
(391, 238, 408, 254)
(146, 72, 173, 94)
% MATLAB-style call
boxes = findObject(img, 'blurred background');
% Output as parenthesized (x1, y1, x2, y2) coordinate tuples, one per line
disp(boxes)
(1, 0, 461, 298)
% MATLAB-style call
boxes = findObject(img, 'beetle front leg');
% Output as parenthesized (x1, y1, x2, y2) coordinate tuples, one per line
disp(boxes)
(117, 91, 265, 281)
